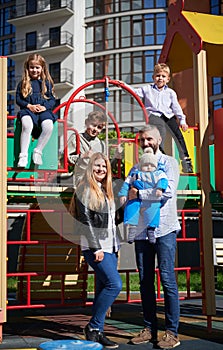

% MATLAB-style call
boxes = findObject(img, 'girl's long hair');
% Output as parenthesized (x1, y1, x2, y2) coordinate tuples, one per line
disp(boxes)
(76, 152, 114, 211)
(21, 53, 55, 98)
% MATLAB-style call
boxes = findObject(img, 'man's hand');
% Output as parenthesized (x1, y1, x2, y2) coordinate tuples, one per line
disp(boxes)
(156, 189, 162, 197)
(128, 187, 138, 200)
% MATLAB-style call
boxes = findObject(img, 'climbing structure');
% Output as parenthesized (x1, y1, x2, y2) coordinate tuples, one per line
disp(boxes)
(159, 0, 223, 327)
(3, 0, 223, 334)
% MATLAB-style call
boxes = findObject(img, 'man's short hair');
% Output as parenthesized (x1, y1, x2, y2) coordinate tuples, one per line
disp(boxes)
(139, 124, 160, 136)
(86, 110, 107, 124)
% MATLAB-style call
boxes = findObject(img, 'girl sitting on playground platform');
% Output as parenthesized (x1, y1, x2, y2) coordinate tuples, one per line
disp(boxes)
(16, 53, 57, 167)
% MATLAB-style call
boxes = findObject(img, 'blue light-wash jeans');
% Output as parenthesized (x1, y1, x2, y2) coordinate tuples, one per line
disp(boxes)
(83, 250, 122, 332)
(135, 231, 180, 337)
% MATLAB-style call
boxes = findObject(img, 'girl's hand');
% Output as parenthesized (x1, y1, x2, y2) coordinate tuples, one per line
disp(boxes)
(36, 105, 46, 112)
(27, 104, 46, 113)
(27, 104, 38, 112)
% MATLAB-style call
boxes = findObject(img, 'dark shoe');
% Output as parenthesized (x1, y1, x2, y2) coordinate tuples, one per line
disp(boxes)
(98, 332, 119, 348)
(84, 324, 119, 348)
(157, 330, 180, 349)
(130, 327, 153, 344)
(181, 158, 193, 173)
(84, 324, 99, 342)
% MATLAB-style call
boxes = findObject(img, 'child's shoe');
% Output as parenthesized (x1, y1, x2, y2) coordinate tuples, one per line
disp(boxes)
(33, 149, 43, 165)
(181, 158, 193, 173)
(17, 153, 28, 168)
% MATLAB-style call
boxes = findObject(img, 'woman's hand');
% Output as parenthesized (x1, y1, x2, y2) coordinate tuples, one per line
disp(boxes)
(94, 250, 104, 262)
(81, 149, 94, 159)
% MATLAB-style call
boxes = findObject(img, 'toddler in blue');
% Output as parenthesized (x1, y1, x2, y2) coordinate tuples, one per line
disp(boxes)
(119, 147, 168, 244)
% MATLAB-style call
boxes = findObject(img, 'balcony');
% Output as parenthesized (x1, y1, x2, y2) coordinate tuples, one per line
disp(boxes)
(8, 0, 73, 25)
(7, 31, 73, 59)
(7, 68, 74, 93)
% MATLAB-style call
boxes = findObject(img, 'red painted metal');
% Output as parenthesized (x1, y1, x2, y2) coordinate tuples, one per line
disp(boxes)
(6, 77, 205, 318)
(159, 0, 202, 63)
(63, 78, 148, 124)
(6, 208, 203, 309)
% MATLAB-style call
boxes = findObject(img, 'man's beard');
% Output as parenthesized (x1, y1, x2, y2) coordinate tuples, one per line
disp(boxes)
(142, 143, 159, 154)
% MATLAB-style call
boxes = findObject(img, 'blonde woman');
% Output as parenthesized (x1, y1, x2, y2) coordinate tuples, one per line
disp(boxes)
(74, 152, 122, 349)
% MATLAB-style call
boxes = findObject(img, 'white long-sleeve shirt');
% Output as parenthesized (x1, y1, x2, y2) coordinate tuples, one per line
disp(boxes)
(128, 83, 187, 125)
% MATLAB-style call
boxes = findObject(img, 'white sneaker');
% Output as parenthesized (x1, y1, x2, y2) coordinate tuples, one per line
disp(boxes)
(33, 149, 43, 165)
(17, 153, 28, 167)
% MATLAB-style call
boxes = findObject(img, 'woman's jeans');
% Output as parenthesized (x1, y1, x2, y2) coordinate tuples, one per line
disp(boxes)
(135, 231, 180, 336)
(83, 250, 122, 332)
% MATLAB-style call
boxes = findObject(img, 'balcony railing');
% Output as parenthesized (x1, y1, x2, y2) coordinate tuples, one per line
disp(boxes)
(8, 31, 73, 55)
(8, 68, 74, 91)
(9, 0, 73, 19)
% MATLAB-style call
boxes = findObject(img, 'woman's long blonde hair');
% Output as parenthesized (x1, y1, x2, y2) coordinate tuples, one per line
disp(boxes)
(20, 53, 55, 98)
(76, 152, 114, 211)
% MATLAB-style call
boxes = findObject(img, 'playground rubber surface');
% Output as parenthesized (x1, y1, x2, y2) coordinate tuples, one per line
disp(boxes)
(0, 296, 222, 350)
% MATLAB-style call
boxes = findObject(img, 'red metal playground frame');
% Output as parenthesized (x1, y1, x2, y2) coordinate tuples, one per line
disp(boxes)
(6, 77, 207, 327)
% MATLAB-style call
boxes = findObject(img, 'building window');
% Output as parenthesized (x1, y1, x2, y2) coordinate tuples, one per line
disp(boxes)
(26, 0, 37, 15)
(212, 77, 223, 95)
(212, 77, 223, 110)
(85, 0, 167, 16)
(26, 31, 36, 51)
(49, 62, 60, 84)
(213, 100, 223, 110)
(50, 27, 60, 47)
(86, 54, 114, 81)
(50, 0, 61, 10)
(86, 14, 167, 53)
(86, 50, 160, 83)
(210, 0, 220, 14)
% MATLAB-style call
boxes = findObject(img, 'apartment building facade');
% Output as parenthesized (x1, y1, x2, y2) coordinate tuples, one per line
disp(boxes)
(1, 0, 222, 133)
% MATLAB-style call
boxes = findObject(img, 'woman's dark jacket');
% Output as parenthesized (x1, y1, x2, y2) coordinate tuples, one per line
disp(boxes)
(75, 189, 123, 252)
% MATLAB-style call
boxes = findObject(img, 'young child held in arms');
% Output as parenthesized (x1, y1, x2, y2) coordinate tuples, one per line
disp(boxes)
(118, 147, 168, 244)
(16, 53, 57, 167)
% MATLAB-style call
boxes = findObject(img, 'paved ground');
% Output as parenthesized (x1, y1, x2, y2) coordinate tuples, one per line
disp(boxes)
(0, 296, 223, 350)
